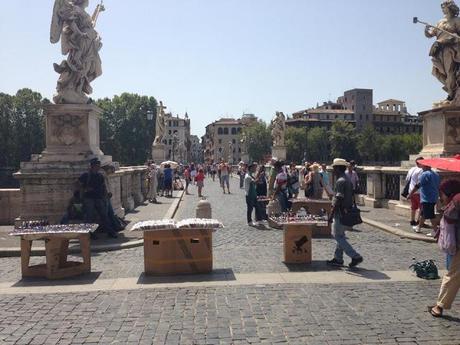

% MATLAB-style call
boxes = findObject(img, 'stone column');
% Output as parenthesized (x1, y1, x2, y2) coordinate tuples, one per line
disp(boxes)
(363, 167, 384, 208)
(120, 169, 135, 212)
(132, 169, 144, 206)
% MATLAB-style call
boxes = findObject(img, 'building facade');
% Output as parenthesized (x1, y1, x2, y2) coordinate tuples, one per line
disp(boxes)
(162, 112, 191, 162)
(189, 135, 203, 164)
(203, 114, 257, 164)
(287, 89, 422, 134)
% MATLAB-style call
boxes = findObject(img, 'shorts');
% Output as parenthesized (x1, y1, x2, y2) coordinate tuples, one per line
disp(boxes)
(221, 175, 229, 187)
(410, 193, 420, 211)
(421, 202, 436, 220)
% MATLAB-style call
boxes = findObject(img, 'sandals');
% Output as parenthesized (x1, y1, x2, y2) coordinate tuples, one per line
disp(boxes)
(427, 305, 443, 318)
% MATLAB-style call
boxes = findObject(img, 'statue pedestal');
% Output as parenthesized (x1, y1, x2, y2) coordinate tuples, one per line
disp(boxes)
(272, 146, 287, 161)
(152, 143, 166, 163)
(241, 154, 249, 163)
(14, 104, 122, 223)
(418, 105, 460, 158)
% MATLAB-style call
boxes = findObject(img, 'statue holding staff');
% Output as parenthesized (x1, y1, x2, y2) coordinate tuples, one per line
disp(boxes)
(415, 1, 460, 105)
(50, 0, 105, 104)
(154, 101, 166, 145)
(271, 112, 286, 147)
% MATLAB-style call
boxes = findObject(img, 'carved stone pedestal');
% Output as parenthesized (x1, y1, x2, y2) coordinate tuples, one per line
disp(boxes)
(14, 104, 122, 223)
(152, 143, 166, 163)
(419, 105, 460, 158)
(272, 146, 287, 161)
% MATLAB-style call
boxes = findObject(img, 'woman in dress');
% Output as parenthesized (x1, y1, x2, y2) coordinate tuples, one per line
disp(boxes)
(304, 164, 324, 199)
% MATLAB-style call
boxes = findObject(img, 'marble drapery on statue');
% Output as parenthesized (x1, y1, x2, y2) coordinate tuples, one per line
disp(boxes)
(50, 0, 105, 104)
(271, 112, 286, 147)
(154, 101, 166, 145)
(422, 0, 460, 106)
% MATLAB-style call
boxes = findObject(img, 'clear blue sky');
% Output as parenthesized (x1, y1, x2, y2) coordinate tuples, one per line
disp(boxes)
(0, 0, 445, 137)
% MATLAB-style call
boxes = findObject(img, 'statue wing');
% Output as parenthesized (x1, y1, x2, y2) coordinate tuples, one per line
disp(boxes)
(50, 0, 73, 44)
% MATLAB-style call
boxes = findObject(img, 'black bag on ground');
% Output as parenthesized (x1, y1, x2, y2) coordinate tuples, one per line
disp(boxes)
(340, 204, 363, 227)
(410, 260, 440, 280)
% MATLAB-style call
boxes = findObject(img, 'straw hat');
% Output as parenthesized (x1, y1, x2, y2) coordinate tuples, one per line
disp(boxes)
(331, 158, 348, 167)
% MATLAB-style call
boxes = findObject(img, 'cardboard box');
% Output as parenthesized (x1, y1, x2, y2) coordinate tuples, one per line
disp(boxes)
(283, 224, 313, 264)
(144, 228, 213, 275)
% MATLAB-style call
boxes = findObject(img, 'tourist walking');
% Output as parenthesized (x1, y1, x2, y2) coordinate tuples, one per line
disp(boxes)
(255, 165, 268, 221)
(404, 157, 423, 227)
(428, 179, 460, 318)
(220, 160, 231, 194)
(163, 164, 173, 198)
(238, 162, 246, 189)
(79, 158, 117, 239)
(272, 161, 290, 212)
(304, 164, 324, 199)
(327, 158, 363, 268)
(288, 163, 300, 199)
(190, 163, 197, 185)
(320, 163, 333, 198)
(195, 168, 205, 197)
(408, 162, 440, 235)
(245, 163, 260, 226)
(345, 160, 360, 195)
(184, 165, 191, 195)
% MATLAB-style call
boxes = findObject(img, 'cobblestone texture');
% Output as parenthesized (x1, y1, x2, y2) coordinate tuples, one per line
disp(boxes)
(0, 282, 459, 344)
(0, 177, 447, 282)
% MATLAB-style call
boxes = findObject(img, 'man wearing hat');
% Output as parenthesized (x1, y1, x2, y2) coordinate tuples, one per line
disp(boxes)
(79, 158, 117, 239)
(327, 158, 363, 267)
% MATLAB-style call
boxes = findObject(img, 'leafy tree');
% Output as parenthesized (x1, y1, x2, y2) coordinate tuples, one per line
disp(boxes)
(96, 93, 157, 165)
(242, 121, 272, 163)
(0, 89, 48, 168)
(330, 121, 359, 161)
(357, 124, 382, 163)
(307, 127, 330, 163)
(285, 127, 307, 163)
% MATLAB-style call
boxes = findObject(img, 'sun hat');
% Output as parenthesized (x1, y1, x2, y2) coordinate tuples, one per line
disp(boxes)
(331, 158, 348, 167)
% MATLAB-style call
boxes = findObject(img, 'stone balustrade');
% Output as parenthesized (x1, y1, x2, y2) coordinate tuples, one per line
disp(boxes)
(0, 166, 147, 225)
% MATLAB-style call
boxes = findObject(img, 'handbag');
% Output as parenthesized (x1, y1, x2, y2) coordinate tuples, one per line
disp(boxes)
(401, 170, 414, 198)
(340, 203, 363, 227)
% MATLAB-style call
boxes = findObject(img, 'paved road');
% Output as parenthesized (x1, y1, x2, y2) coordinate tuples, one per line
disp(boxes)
(0, 175, 459, 344)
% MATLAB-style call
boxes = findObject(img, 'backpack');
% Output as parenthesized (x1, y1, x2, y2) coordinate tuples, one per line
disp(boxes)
(409, 260, 440, 280)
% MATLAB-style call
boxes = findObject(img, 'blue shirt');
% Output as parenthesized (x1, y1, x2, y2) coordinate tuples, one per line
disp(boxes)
(419, 170, 440, 203)
(164, 168, 173, 181)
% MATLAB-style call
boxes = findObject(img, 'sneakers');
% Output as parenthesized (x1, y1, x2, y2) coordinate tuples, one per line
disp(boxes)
(410, 220, 418, 226)
(413, 226, 422, 233)
(326, 258, 344, 266)
(349, 256, 363, 268)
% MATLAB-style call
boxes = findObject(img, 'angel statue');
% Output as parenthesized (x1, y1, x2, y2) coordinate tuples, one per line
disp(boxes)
(271, 111, 286, 147)
(423, 0, 460, 106)
(153, 101, 166, 145)
(50, 0, 105, 104)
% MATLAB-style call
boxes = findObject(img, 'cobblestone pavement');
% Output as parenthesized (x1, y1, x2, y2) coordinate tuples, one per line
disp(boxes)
(0, 282, 459, 345)
(0, 177, 447, 282)
(1, 176, 460, 344)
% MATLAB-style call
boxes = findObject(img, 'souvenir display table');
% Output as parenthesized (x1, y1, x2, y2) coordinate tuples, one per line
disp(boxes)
(132, 219, 223, 275)
(10, 223, 98, 280)
(289, 198, 332, 236)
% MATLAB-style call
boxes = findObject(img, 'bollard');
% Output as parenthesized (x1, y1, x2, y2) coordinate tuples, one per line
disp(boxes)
(196, 198, 212, 219)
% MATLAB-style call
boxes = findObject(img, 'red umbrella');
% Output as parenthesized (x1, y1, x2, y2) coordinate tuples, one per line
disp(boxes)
(418, 154, 460, 172)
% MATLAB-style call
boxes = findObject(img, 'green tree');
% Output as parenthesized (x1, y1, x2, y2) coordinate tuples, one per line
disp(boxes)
(242, 121, 272, 163)
(285, 127, 307, 163)
(357, 124, 382, 163)
(330, 120, 359, 161)
(307, 127, 330, 163)
(96, 93, 157, 165)
(0, 89, 48, 168)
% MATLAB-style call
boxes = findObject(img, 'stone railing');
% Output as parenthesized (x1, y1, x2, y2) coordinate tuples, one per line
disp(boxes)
(0, 189, 21, 225)
(0, 166, 148, 225)
(354, 166, 409, 211)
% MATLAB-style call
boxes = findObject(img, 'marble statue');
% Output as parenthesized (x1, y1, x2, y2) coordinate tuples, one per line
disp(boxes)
(154, 101, 166, 145)
(228, 141, 234, 162)
(271, 112, 286, 147)
(240, 132, 247, 154)
(423, 0, 460, 106)
(50, 0, 105, 104)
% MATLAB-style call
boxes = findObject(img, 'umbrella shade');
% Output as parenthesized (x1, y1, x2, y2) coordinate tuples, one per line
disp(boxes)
(418, 154, 460, 172)
(161, 160, 179, 168)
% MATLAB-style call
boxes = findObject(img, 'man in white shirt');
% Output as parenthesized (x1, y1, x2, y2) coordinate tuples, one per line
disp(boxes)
(405, 157, 424, 228)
